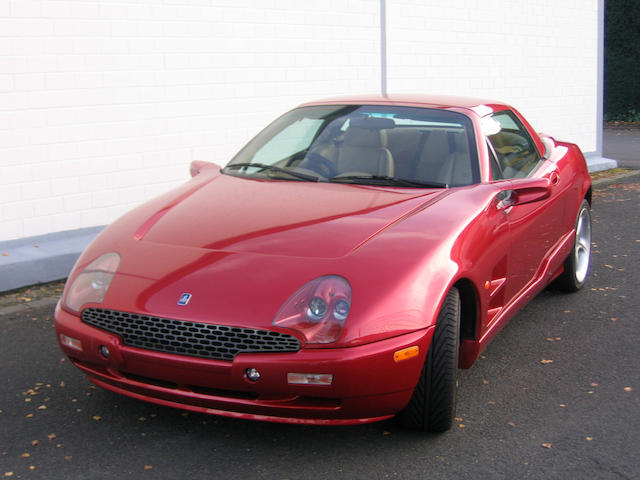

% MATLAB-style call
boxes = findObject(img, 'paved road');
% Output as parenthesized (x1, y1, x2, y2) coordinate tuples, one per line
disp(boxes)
(1, 176, 639, 480)
(604, 126, 640, 169)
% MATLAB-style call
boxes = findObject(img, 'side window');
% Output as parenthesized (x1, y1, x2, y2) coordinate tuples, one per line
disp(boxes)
(484, 111, 541, 179)
(488, 143, 502, 180)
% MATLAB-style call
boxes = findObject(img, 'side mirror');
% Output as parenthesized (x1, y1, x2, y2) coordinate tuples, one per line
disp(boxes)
(190, 160, 221, 177)
(497, 178, 551, 210)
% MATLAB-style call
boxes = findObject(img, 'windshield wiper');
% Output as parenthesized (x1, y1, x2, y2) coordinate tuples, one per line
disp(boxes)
(222, 163, 319, 182)
(329, 175, 447, 188)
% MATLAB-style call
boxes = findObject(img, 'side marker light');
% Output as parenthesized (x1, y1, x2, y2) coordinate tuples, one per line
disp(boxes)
(393, 346, 419, 363)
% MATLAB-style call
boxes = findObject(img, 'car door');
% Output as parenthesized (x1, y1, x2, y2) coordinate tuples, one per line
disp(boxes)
(485, 110, 567, 304)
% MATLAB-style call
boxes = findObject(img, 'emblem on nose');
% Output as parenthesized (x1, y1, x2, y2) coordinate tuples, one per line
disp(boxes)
(177, 293, 192, 306)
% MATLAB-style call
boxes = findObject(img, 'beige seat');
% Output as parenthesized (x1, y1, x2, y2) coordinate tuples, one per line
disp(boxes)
(335, 126, 394, 176)
(414, 130, 451, 184)
(415, 130, 474, 186)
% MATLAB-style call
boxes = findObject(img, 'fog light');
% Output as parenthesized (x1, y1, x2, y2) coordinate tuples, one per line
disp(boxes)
(99, 345, 110, 359)
(59, 334, 83, 351)
(245, 368, 261, 382)
(287, 373, 333, 385)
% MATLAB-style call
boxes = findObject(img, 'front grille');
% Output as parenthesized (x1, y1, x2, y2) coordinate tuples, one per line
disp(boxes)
(82, 308, 301, 361)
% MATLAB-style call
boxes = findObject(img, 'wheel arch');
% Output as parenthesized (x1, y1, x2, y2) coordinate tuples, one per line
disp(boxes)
(452, 278, 478, 343)
(585, 186, 592, 206)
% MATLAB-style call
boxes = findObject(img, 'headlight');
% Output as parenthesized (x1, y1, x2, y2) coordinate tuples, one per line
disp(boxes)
(64, 252, 120, 312)
(273, 276, 351, 344)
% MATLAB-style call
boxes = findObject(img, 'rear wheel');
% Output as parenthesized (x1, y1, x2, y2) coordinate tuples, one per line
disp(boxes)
(554, 199, 591, 292)
(398, 287, 460, 432)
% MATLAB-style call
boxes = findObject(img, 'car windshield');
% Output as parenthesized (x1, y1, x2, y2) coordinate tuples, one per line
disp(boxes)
(223, 105, 479, 187)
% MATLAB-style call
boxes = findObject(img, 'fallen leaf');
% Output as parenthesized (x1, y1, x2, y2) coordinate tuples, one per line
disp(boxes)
(507, 421, 516, 427)
(541, 442, 552, 449)
(458, 424, 466, 428)
(26, 414, 34, 418)
(590, 382, 598, 387)
(65, 456, 72, 461)
(4, 472, 14, 477)
(454, 417, 463, 422)
(29, 466, 35, 471)
(559, 404, 567, 407)
(47, 434, 56, 440)
(382, 431, 391, 435)
(624, 387, 633, 392)
(540, 359, 553, 364)
(37, 405, 47, 410)
(92, 416, 102, 421)
(586, 437, 593, 441)
(138, 417, 146, 422)
(31, 440, 39, 446)
(21, 453, 30, 458)
(144, 465, 153, 470)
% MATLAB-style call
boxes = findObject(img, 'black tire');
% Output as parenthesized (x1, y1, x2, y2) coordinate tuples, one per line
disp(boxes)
(398, 287, 460, 432)
(554, 199, 591, 292)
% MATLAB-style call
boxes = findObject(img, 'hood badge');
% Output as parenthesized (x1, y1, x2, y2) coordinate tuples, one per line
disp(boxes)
(177, 293, 192, 306)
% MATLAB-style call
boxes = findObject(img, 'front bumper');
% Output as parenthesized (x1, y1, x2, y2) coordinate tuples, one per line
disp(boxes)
(55, 302, 434, 425)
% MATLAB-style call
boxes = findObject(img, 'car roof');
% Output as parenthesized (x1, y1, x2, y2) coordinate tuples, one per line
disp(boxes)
(298, 94, 510, 117)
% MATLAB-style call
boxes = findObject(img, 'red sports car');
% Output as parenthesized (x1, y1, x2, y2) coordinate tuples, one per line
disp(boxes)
(55, 95, 592, 431)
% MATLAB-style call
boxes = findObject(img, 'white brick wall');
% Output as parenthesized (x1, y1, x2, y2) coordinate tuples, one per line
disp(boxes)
(0, 0, 600, 242)
(387, 0, 599, 152)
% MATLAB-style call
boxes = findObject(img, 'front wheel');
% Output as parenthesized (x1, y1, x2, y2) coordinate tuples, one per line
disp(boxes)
(554, 199, 591, 292)
(398, 287, 460, 432)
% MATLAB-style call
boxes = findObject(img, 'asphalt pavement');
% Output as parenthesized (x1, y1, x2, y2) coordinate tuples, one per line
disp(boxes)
(1, 174, 639, 480)
(604, 125, 640, 169)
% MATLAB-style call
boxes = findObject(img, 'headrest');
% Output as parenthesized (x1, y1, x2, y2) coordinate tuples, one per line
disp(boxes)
(452, 131, 469, 153)
(349, 116, 396, 130)
(424, 130, 449, 152)
(343, 127, 388, 148)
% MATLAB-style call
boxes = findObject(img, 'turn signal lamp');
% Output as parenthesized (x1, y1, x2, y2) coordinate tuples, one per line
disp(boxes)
(393, 346, 419, 363)
(287, 373, 333, 385)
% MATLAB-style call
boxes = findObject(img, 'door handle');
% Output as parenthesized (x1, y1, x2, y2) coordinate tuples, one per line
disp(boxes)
(549, 170, 560, 186)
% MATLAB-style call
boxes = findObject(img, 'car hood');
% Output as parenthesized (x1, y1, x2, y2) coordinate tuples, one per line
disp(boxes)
(139, 173, 443, 258)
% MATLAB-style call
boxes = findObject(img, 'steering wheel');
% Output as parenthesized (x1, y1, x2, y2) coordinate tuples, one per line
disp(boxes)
(300, 152, 337, 177)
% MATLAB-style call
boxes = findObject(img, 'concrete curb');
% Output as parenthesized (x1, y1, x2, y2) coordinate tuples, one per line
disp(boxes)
(0, 297, 59, 317)
(0, 226, 104, 293)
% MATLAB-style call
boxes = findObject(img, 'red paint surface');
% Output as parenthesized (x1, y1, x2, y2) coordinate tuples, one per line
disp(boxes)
(55, 95, 591, 423)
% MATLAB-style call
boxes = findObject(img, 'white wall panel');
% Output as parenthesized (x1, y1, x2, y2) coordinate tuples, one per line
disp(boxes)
(0, 0, 600, 242)
(387, 0, 598, 152)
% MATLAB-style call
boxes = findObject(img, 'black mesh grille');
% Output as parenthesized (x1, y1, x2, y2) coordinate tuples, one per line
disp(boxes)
(82, 308, 300, 361)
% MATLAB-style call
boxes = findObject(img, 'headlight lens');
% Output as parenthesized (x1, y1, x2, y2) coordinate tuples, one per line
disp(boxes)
(64, 252, 120, 312)
(273, 275, 352, 344)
